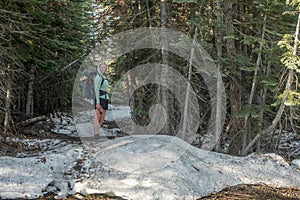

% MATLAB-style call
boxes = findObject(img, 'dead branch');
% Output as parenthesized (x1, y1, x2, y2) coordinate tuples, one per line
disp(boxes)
(16, 116, 48, 127)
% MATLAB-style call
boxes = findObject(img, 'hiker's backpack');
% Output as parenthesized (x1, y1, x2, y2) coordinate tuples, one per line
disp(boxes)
(81, 69, 106, 100)
(81, 69, 94, 99)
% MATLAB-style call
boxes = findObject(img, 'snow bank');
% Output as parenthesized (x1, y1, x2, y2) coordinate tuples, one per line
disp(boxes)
(69, 135, 300, 199)
(0, 144, 82, 199)
(0, 135, 299, 199)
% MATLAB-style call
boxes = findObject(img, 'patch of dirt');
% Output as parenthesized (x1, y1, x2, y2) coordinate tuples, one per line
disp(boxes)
(5, 193, 127, 200)
(0, 139, 23, 157)
(0, 133, 81, 157)
(0, 120, 83, 154)
(199, 184, 300, 200)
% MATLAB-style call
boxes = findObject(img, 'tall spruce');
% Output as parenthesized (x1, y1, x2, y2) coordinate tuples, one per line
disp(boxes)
(0, 0, 90, 133)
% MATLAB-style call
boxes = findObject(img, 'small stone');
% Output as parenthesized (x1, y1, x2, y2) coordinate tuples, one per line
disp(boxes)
(74, 193, 85, 199)
(45, 186, 57, 193)
(292, 159, 300, 169)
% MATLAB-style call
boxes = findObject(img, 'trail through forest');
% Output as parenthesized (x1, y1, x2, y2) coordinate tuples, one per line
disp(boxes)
(0, 104, 300, 200)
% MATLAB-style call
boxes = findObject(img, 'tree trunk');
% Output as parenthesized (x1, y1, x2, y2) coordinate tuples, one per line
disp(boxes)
(16, 116, 47, 127)
(4, 26, 13, 134)
(242, 70, 294, 155)
(160, 0, 171, 134)
(242, 14, 267, 153)
(26, 66, 35, 116)
(132, 0, 140, 27)
(4, 63, 12, 134)
(215, 0, 223, 151)
(256, 57, 271, 152)
(146, 0, 152, 27)
(242, 12, 300, 155)
(224, 0, 242, 154)
(182, 28, 197, 136)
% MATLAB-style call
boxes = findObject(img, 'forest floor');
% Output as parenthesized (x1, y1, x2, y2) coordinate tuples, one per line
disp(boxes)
(1, 108, 300, 200)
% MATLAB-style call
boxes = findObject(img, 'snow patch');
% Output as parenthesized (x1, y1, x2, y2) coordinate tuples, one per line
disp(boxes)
(1, 134, 299, 199)
(0, 145, 81, 199)
(292, 159, 300, 170)
(67, 136, 300, 199)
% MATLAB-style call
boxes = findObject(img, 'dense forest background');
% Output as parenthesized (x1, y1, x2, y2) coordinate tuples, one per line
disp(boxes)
(1, 0, 300, 156)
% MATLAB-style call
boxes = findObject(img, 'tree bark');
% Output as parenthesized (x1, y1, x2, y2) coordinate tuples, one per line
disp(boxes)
(224, 0, 241, 154)
(146, 0, 152, 27)
(242, 14, 267, 153)
(182, 28, 197, 136)
(160, 0, 171, 134)
(16, 116, 47, 127)
(242, 70, 293, 155)
(4, 27, 13, 134)
(4, 63, 12, 134)
(132, 0, 140, 27)
(26, 66, 35, 115)
(256, 57, 271, 152)
(215, 0, 223, 151)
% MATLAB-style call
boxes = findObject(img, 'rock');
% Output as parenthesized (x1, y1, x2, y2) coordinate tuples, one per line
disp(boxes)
(43, 180, 75, 196)
(44, 186, 57, 193)
(292, 159, 300, 170)
(74, 193, 85, 199)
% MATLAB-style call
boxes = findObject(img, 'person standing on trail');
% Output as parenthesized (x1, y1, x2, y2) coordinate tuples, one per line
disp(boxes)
(93, 63, 109, 138)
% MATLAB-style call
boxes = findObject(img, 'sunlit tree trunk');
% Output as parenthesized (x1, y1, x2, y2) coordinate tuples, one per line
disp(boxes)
(160, 0, 171, 134)
(182, 28, 197, 138)
(4, 63, 12, 134)
(215, 0, 223, 151)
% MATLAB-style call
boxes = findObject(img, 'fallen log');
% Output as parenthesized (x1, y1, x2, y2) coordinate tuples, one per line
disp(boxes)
(16, 116, 48, 127)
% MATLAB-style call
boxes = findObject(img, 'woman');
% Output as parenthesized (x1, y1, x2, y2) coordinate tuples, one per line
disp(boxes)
(93, 63, 109, 138)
